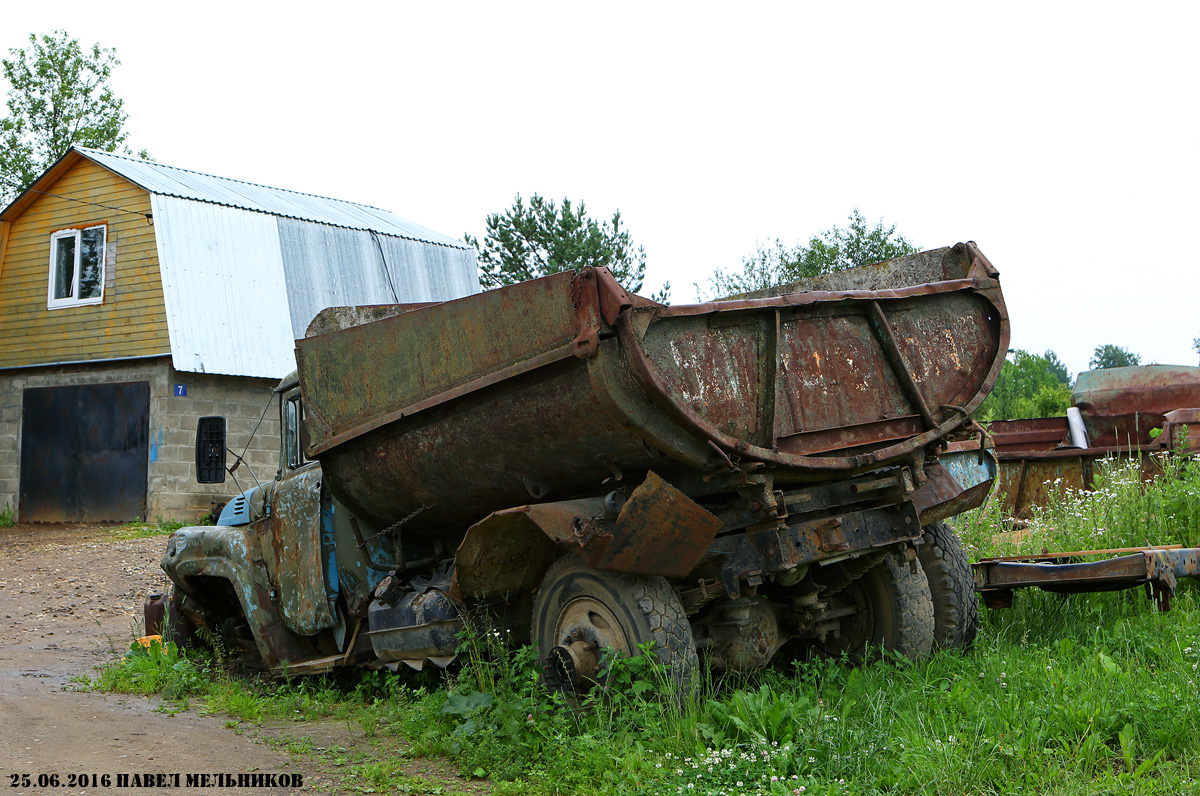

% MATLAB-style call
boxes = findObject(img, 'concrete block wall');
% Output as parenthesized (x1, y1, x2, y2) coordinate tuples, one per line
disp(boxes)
(0, 357, 281, 523)
(0, 374, 22, 520)
(152, 365, 280, 520)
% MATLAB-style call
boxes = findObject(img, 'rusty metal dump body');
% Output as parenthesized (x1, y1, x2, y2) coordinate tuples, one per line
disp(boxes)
(297, 242, 1007, 539)
(990, 366, 1200, 518)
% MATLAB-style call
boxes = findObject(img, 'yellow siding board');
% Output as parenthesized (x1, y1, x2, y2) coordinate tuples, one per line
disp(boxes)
(7, 335, 170, 356)
(0, 303, 167, 331)
(0, 157, 171, 369)
(0, 300, 168, 330)
(18, 184, 149, 204)
(0, 220, 10, 282)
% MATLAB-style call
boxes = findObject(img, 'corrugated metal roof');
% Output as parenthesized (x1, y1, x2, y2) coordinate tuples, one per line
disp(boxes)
(277, 217, 479, 340)
(77, 146, 468, 249)
(151, 196, 481, 379)
(152, 196, 297, 378)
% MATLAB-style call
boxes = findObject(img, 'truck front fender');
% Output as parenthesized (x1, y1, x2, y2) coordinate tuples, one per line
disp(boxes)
(162, 526, 315, 667)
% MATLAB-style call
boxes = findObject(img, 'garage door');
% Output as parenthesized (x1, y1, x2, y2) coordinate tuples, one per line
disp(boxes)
(19, 382, 150, 523)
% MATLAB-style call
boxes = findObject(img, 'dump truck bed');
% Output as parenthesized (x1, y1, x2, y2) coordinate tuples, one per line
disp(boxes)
(295, 242, 1007, 531)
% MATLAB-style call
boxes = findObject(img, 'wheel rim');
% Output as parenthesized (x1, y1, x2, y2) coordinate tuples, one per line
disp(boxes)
(547, 596, 632, 689)
(821, 579, 877, 656)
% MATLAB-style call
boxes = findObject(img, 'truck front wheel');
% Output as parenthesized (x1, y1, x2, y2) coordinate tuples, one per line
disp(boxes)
(531, 555, 697, 696)
(162, 587, 198, 649)
(814, 552, 935, 662)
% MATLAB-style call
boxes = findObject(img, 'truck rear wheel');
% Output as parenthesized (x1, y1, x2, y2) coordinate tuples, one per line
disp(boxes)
(815, 552, 934, 662)
(531, 555, 697, 695)
(918, 521, 979, 651)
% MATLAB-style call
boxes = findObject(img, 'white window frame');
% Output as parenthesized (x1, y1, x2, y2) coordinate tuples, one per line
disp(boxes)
(47, 224, 107, 309)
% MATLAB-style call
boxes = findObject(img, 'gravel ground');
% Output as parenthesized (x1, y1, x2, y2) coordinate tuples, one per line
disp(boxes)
(0, 523, 478, 796)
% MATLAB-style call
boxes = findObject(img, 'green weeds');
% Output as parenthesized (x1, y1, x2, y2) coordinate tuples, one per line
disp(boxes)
(0, 501, 15, 527)
(958, 453, 1200, 558)
(110, 511, 218, 540)
(91, 638, 207, 700)
(110, 516, 189, 540)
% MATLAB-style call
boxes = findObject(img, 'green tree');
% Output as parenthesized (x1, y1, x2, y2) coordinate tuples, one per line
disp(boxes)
(1043, 350, 1071, 385)
(1089, 344, 1141, 370)
(0, 30, 143, 204)
(465, 193, 667, 301)
(1192, 335, 1198, 365)
(705, 209, 918, 297)
(976, 349, 1074, 422)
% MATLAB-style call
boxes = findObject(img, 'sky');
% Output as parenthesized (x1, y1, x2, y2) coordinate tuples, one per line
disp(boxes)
(3, 2, 1197, 377)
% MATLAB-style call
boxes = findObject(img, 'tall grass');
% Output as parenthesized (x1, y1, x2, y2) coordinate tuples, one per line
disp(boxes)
(93, 452, 1200, 795)
(957, 452, 1200, 559)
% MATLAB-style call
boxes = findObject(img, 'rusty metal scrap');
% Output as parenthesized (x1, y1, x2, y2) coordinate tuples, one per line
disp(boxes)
(1073, 365, 1200, 447)
(973, 545, 1200, 611)
(989, 365, 1200, 518)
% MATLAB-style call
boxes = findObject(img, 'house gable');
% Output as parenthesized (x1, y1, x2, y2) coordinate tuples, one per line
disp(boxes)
(0, 155, 170, 368)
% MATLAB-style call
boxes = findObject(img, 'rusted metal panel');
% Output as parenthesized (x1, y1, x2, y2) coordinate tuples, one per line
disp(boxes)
(453, 473, 721, 594)
(296, 243, 1007, 537)
(989, 417, 1071, 453)
(266, 468, 338, 636)
(990, 367, 1200, 518)
(630, 244, 1006, 471)
(298, 270, 581, 456)
(992, 455, 1092, 519)
(18, 382, 148, 523)
(1163, 408, 1200, 451)
(706, 502, 923, 599)
(452, 510, 561, 599)
(1074, 365, 1200, 447)
(974, 546, 1200, 611)
(316, 362, 660, 532)
(162, 526, 318, 667)
(911, 450, 997, 526)
(600, 472, 722, 577)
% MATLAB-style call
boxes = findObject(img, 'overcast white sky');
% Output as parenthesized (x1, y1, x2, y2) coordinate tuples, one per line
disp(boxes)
(5, 2, 1197, 377)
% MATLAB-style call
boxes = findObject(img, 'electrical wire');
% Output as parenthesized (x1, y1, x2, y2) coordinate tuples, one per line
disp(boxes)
(0, 175, 152, 221)
(370, 230, 401, 302)
(225, 391, 274, 497)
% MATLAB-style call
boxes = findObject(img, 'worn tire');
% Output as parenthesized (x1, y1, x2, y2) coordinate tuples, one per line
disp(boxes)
(815, 552, 935, 663)
(531, 555, 697, 693)
(918, 521, 980, 651)
(162, 587, 198, 648)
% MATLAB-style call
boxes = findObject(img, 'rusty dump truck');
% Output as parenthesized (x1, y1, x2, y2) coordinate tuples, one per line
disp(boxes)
(159, 242, 1008, 690)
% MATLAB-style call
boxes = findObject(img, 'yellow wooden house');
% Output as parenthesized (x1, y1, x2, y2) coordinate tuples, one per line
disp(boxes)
(0, 146, 478, 523)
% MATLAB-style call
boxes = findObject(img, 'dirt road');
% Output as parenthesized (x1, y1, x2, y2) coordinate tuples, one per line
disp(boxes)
(0, 525, 473, 796)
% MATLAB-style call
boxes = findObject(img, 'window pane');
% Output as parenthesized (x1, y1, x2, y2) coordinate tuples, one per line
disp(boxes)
(53, 235, 76, 299)
(78, 227, 105, 299)
(286, 398, 300, 468)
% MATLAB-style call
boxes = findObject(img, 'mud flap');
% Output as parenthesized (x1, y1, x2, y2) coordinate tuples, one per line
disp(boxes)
(452, 471, 720, 599)
(911, 449, 997, 526)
